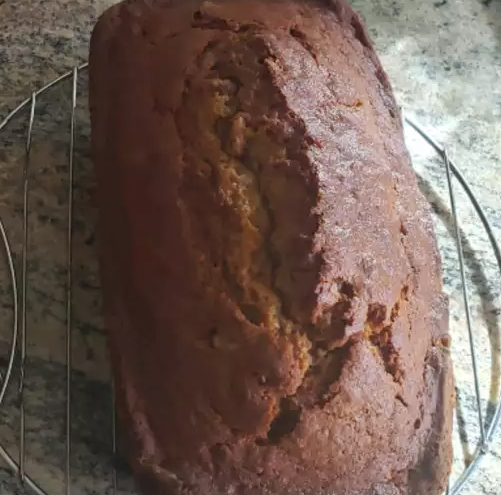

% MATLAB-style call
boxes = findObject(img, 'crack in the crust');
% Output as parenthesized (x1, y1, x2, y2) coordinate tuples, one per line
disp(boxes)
(258, 337, 354, 446)
(262, 282, 358, 443)
(261, 296, 355, 444)
(369, 325, 402, 383)
(310, 344, 353, 407)
(396, 393, 409, 408)
(263, 397, 302, 445)
(226, 114, 294, 330)
(366, 286, 409, 390)
(218, 92, 293, 332)
(192, 19, 301, 333)
(247, 164, 292, 326)
(177, 21, 293, 333)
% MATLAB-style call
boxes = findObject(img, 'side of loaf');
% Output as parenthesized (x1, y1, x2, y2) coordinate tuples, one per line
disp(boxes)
(89, 1, 454, 494)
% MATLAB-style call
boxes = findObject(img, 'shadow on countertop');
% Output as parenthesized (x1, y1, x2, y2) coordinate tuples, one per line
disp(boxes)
(417, 171, 501, 465)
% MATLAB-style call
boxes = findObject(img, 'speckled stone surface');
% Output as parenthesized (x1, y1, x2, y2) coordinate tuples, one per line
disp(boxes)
(0, 0, 500, 494)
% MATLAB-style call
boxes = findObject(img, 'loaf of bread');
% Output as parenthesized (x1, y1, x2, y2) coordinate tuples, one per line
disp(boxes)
(89, 1, 454, 494)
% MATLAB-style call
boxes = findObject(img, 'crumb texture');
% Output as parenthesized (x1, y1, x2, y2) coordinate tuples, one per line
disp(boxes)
(89, 1, 454, 494)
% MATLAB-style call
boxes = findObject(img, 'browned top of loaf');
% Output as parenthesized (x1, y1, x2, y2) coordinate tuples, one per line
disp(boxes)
(89, 1, 453, 494)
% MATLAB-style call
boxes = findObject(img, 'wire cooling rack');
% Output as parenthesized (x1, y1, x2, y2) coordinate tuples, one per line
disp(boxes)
(0, 64, 500, 495)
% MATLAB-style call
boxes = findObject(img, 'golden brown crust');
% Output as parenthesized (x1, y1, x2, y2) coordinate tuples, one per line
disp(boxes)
(89, 1, 454, 494)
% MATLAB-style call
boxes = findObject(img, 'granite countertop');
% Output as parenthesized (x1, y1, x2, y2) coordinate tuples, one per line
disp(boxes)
(0, 0, 500, 494)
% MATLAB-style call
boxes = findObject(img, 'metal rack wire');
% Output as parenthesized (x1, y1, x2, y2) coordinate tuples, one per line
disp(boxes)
(0, 64, 500, 495)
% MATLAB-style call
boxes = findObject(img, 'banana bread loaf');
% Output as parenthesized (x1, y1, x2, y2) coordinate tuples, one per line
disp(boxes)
(89, 1, 454, 494)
